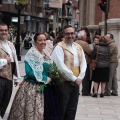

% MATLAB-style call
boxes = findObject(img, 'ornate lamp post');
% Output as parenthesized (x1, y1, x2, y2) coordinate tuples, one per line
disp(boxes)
(14, 0, 28, 61)
(65, 0, 71, 25)
(0, 12, 2, 22)
(44, 1, 51, 31)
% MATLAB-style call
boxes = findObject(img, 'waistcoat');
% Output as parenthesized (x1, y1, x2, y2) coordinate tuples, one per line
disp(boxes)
(0, 42, 17, 80)
(58, 41, 82, 74)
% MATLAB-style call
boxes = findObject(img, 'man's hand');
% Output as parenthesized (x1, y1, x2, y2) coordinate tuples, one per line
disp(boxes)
(6, 56, 11, 63)
(14, 82, 19, 87)
(46, 77, 52, 84)
(75, 78, 82, 85)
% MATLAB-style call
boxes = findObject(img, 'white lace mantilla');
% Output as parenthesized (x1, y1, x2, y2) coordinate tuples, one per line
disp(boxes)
(25, 47, 52, 83)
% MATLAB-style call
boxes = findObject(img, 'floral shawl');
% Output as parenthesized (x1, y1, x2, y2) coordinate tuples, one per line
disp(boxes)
(25, 40, 52, 83)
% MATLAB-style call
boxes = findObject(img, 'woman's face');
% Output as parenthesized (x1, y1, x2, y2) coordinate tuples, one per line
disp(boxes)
(94, 38, 99, 44)
(35, 34, 46, 51)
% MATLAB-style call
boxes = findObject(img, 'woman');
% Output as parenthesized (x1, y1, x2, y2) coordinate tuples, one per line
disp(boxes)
(91, 36, 110, 98)
(8, 33, 61, 120)
(90, 35, 100, 94)
(93, 35, 100, 45)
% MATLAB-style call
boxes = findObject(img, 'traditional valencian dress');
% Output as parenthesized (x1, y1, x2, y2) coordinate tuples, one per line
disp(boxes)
(8, 41, 61, 120)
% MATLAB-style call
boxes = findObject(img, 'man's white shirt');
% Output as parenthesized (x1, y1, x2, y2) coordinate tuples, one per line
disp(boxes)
(51, 44, 87, 82)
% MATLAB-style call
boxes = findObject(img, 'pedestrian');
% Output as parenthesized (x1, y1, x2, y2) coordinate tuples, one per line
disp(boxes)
(51, 25, 87, 120)
(8, 33, 61, 120)
(104, 33, 118, 96)
(80, 27, 91, 44)
(53, 32, 64, 45)
(91, 35, 100, 94)
(91, 36, 110, 98)
(0, 22, 20, 118)
(75, 30, 92, 96)
(45, 33, 54, 55)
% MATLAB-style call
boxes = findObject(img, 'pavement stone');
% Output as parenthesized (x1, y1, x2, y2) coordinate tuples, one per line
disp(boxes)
(1, 52, 120, 120)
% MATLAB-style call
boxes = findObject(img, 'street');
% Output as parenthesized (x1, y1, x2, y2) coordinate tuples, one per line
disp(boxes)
(1, 48, 120, 120)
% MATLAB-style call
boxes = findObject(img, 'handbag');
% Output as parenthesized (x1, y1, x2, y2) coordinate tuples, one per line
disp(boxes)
(90, 46, 99, 70)
(90, 59, 97, 70)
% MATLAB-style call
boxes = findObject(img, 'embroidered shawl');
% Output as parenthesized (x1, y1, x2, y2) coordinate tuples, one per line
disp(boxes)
(25, 40, 52, 83)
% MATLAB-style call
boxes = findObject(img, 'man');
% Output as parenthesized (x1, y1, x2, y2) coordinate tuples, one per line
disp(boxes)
(75, 30, 92, 96)
(0, 22, 20, 118)
(51, 25, 87, 120)
(104, 33, 118, 96)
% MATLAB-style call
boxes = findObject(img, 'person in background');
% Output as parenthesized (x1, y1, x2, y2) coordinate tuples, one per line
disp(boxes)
(75, 30, 92, 96)
(21, 30, 26, 41)
(53, 32, 64, 46)
(0, 22, 20, 118)
(51, 25, 87, 120)
(90, 35, 100, 94)
(91, 36, 110, 98)
(81, 27, 91, 44)
(93, 35, 100, 45)
(8, 33, 61, 120)
(104, 33, 118, 96)
(45, 33, 54, 55)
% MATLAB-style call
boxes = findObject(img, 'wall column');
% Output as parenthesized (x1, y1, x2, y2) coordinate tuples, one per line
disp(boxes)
(79, 0, 84, 28)
(88, 0, 95, 25)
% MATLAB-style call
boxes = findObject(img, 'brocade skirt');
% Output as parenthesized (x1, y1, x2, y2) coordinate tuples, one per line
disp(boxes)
(8, 81, 61, 120)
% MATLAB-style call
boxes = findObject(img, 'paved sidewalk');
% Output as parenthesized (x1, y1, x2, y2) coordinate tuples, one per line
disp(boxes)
(76, 83, 120, 120)
(1, 55, 120, 120)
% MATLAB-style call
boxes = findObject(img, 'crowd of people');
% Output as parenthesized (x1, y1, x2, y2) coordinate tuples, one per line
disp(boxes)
(0, 22, 119, 120)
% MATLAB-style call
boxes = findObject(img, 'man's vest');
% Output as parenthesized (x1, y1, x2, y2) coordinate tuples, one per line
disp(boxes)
(58, 41, 82, 77)
(0, 42, 17, 80)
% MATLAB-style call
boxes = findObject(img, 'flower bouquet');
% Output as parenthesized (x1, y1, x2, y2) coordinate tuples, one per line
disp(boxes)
(48, 62, 64, 85)
(36, 62, 64, 92)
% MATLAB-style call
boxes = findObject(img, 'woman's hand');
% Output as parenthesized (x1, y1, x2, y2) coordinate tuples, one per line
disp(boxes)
(46, 77, 52, 84)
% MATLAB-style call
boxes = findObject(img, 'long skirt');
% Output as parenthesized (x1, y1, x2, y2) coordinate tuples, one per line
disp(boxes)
(8, 81, 61, 120)
(44, 83, 62, 120)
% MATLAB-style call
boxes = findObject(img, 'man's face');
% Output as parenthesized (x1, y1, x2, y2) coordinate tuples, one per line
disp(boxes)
(105, 34, 111, 41)
(64, 27, 76, 44)
(0, 25, 8, 41)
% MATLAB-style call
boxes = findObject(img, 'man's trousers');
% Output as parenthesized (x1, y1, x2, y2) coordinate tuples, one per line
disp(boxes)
(55, 81, 79, 120)
(105, 63, 118, 94)
(0, 77, 13, 118)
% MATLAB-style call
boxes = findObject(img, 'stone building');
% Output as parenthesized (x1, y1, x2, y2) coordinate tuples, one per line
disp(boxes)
(0, 0, 79, 33)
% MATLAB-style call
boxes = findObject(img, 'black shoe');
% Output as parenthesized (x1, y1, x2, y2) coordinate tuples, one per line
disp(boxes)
(82, 93, 91, 96)
(111, 93, 118, 96)
(100, 93, 104, 98)
(103, 92, 111, 96)
(92, 93, 98, 98)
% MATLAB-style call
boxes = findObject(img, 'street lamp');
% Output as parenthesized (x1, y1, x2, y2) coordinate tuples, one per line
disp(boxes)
(0, 12, 2, 22)
(44, 2, 51, 31)
(65, 0, 71, 25)
(14, 0, 28, 61)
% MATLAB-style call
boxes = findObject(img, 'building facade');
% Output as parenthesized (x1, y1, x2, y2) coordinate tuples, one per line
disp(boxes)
(0, 0, 79, 34)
